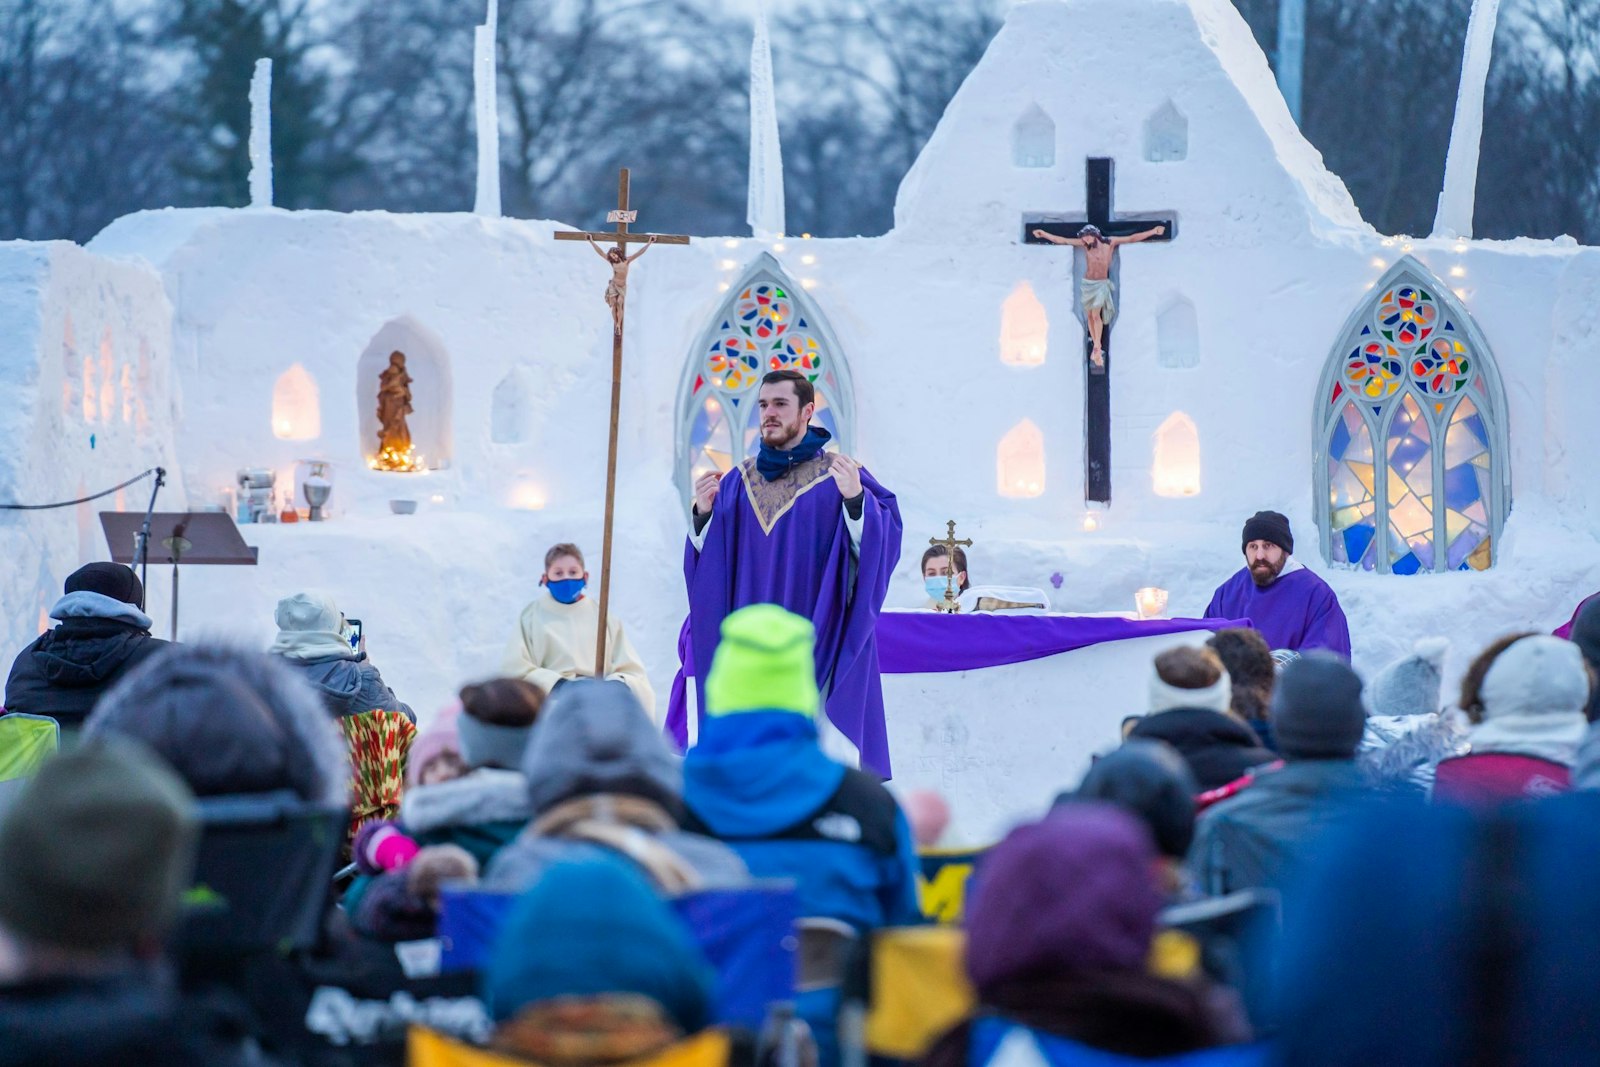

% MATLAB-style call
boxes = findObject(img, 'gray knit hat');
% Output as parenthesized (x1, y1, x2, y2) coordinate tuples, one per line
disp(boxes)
(1368, 638, 1449, 718)
(521, 679, 678, 815)
(1272, 652, 1368, 760)
(0, 738, 196, 951)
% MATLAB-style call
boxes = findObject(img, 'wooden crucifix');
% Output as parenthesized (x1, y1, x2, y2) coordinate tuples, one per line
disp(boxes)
(1024, 158, 1175, 504)
(555, 168, 690, 675)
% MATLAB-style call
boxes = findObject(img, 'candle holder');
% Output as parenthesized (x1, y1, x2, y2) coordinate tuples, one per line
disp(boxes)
(1134, 586, 1169, 620)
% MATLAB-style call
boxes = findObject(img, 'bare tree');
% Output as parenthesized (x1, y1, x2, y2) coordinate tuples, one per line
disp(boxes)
(0, 1, 177, 241)
(1477, 0, 1600, 242)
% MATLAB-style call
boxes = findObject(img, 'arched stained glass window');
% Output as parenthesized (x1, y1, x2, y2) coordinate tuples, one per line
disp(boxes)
(676, 255, 854, 502)
(1315, 258, 1509, 573)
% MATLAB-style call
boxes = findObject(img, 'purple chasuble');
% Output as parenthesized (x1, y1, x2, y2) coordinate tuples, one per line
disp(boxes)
(671, 453, 902, 777)
(1204, 566, 1351, 658)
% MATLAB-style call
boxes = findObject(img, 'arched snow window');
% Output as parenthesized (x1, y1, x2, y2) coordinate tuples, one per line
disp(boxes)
(1144, 100, 1188, 162)
(1012, 104, 1056, 168)
(1315, 258, 1509, 573)
(675, 255, 854, 503)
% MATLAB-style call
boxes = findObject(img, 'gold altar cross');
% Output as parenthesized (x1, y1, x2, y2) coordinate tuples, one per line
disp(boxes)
(928, 519, 974, 615)
(554, 168, 690, 675)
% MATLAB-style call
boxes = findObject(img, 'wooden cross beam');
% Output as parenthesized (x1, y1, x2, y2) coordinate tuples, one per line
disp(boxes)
(554, 168, 691, 253)
(555, 168, 690, 676)
(1024, 158, 1175, 505)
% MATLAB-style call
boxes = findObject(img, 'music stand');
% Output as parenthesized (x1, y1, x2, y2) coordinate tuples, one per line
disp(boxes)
(101, 512, 259, 641)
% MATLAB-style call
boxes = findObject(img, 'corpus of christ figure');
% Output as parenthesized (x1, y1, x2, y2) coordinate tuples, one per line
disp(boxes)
(586, 234, 658, 336)
(667, 369, 903, 778)
(1032, 223, 1165, 369)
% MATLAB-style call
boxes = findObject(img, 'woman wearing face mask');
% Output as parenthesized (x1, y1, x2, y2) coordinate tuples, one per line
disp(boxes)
(501, 542, 656, 719)
(922, 544, 972, 610)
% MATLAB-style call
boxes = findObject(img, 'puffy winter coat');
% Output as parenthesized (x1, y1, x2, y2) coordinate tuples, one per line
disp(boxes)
(278, 652, 414, 722)
(4, 593, 169, 727)
(1128, 708, 1278, 792)
(1189, 760, 1365, 896)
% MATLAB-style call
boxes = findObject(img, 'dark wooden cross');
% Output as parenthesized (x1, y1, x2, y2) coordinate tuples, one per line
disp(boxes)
(1024, 158, 1175, 504)
(554, 169, 689, 674)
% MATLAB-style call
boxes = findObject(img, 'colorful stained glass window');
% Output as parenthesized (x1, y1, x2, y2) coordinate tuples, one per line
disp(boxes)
(1328, 402, 1378, 568)
(1316, 262, 1507, 574)
(680, 260, 853, 497)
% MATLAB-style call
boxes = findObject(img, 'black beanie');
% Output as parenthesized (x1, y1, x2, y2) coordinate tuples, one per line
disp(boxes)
(64, 562, 144, 606)
(1242, 511, 1294, 555)
(1271, 652, 1366, 761)
(1060, 739, 1199, 859)
(1571, 598, 1600, 669)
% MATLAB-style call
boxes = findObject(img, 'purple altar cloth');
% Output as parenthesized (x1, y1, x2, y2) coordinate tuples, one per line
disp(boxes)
(873, 613, 1252, 674)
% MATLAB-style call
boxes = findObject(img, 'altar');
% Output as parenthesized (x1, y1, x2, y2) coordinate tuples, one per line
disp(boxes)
(676, 609, 1242, 846)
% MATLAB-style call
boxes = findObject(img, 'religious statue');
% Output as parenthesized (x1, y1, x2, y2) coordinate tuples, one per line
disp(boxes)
(586, 234, 657, 335)
(1032, 223, 1165, 369)
(375, 350, 414, 468)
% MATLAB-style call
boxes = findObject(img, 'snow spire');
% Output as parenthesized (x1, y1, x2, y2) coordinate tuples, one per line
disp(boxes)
(747, 0, 785, 238)
(1432, 0, 1502, 239)
(473, 0, 502, 217)
(247, 58, 273, 208)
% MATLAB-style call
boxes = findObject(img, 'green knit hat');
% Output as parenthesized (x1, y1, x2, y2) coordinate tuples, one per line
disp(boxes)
(704, 604, 820, 718)
(0, 737, 197, 951)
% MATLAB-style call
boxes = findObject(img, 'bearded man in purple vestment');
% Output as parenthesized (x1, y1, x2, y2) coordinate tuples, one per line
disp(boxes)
(672, 369, 902, 777)
(1205, 511, 1351, 659)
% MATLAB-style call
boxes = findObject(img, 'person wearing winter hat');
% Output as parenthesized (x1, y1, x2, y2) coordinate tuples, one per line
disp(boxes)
(1127, 646, 1277, 790)
(1435, 634, 1590, 805)
(267, 590, 413, 721)
(1204, 511, 1351, 658)
(86, 642, 348, 804)
(1563, 597, 1600, 723)
(484, 679, 746, 896)
(347, 678, 545, 941)
(484, 857, 717, 1063)
(0, 738, 263, 1066)
(1360, 637, 1469, 794)
(1057, 739, 1200, 898)
(681, 604, 921, 1067)
(1189, 653, 1368, 896)
(922, 805, 1236, 1067)
(4, 562, 171, 728)
(1206, 628, 1278, 750)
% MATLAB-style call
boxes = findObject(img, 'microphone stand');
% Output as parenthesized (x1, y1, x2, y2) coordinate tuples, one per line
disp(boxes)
(131, 467, 166, 610)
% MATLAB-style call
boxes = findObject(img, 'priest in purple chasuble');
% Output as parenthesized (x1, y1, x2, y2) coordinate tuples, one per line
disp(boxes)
(1206, 510, 1352, 658)
(676, 369, 903, 777)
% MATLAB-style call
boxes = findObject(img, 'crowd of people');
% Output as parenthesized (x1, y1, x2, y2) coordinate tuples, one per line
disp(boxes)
(4, 548, 1600, 1066)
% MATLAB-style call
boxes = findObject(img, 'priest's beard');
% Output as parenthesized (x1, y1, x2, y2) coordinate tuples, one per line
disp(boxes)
(1249, 556, 1286, 588)
(761, 413, 806, 449)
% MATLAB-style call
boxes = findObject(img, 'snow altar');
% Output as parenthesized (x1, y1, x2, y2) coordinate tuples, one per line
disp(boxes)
(6, 0, 1600, 842)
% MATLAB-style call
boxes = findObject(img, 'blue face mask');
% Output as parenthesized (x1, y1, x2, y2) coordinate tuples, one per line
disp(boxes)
(925, 576, 956, 602)
(547, 578, 586, 604)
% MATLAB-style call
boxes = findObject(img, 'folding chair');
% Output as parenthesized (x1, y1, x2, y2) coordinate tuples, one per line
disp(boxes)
(176, 791, 348, 957)
(917, 846, 988, 925)
(438, 882, 801, 1029)
(0, 713, 60, 810)
(408, 1024, 732, 1067)
(839, 926, 974, 1067)
(965, 1018, 1268, 1067)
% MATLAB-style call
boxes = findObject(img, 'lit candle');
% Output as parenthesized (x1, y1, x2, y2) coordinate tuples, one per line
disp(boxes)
(1134, 586, 1169, 619)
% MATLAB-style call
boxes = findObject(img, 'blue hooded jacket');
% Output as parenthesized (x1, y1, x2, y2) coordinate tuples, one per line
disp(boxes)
(682, 711, 921, 932)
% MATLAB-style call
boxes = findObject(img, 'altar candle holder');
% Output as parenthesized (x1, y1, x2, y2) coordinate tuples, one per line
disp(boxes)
(1134, 587, 1168, 620)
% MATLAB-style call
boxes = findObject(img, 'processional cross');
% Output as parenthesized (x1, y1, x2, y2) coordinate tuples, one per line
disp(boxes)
(1025, 158, 1175, 505)
(555, 168, 690, 674)
(928, 520, 974, 615)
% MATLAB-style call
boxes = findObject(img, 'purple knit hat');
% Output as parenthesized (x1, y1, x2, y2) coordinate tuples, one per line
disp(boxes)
(965, 804, 1163, 993)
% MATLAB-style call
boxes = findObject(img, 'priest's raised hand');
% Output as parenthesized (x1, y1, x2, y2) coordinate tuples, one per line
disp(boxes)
(671, 369, 903, 778)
